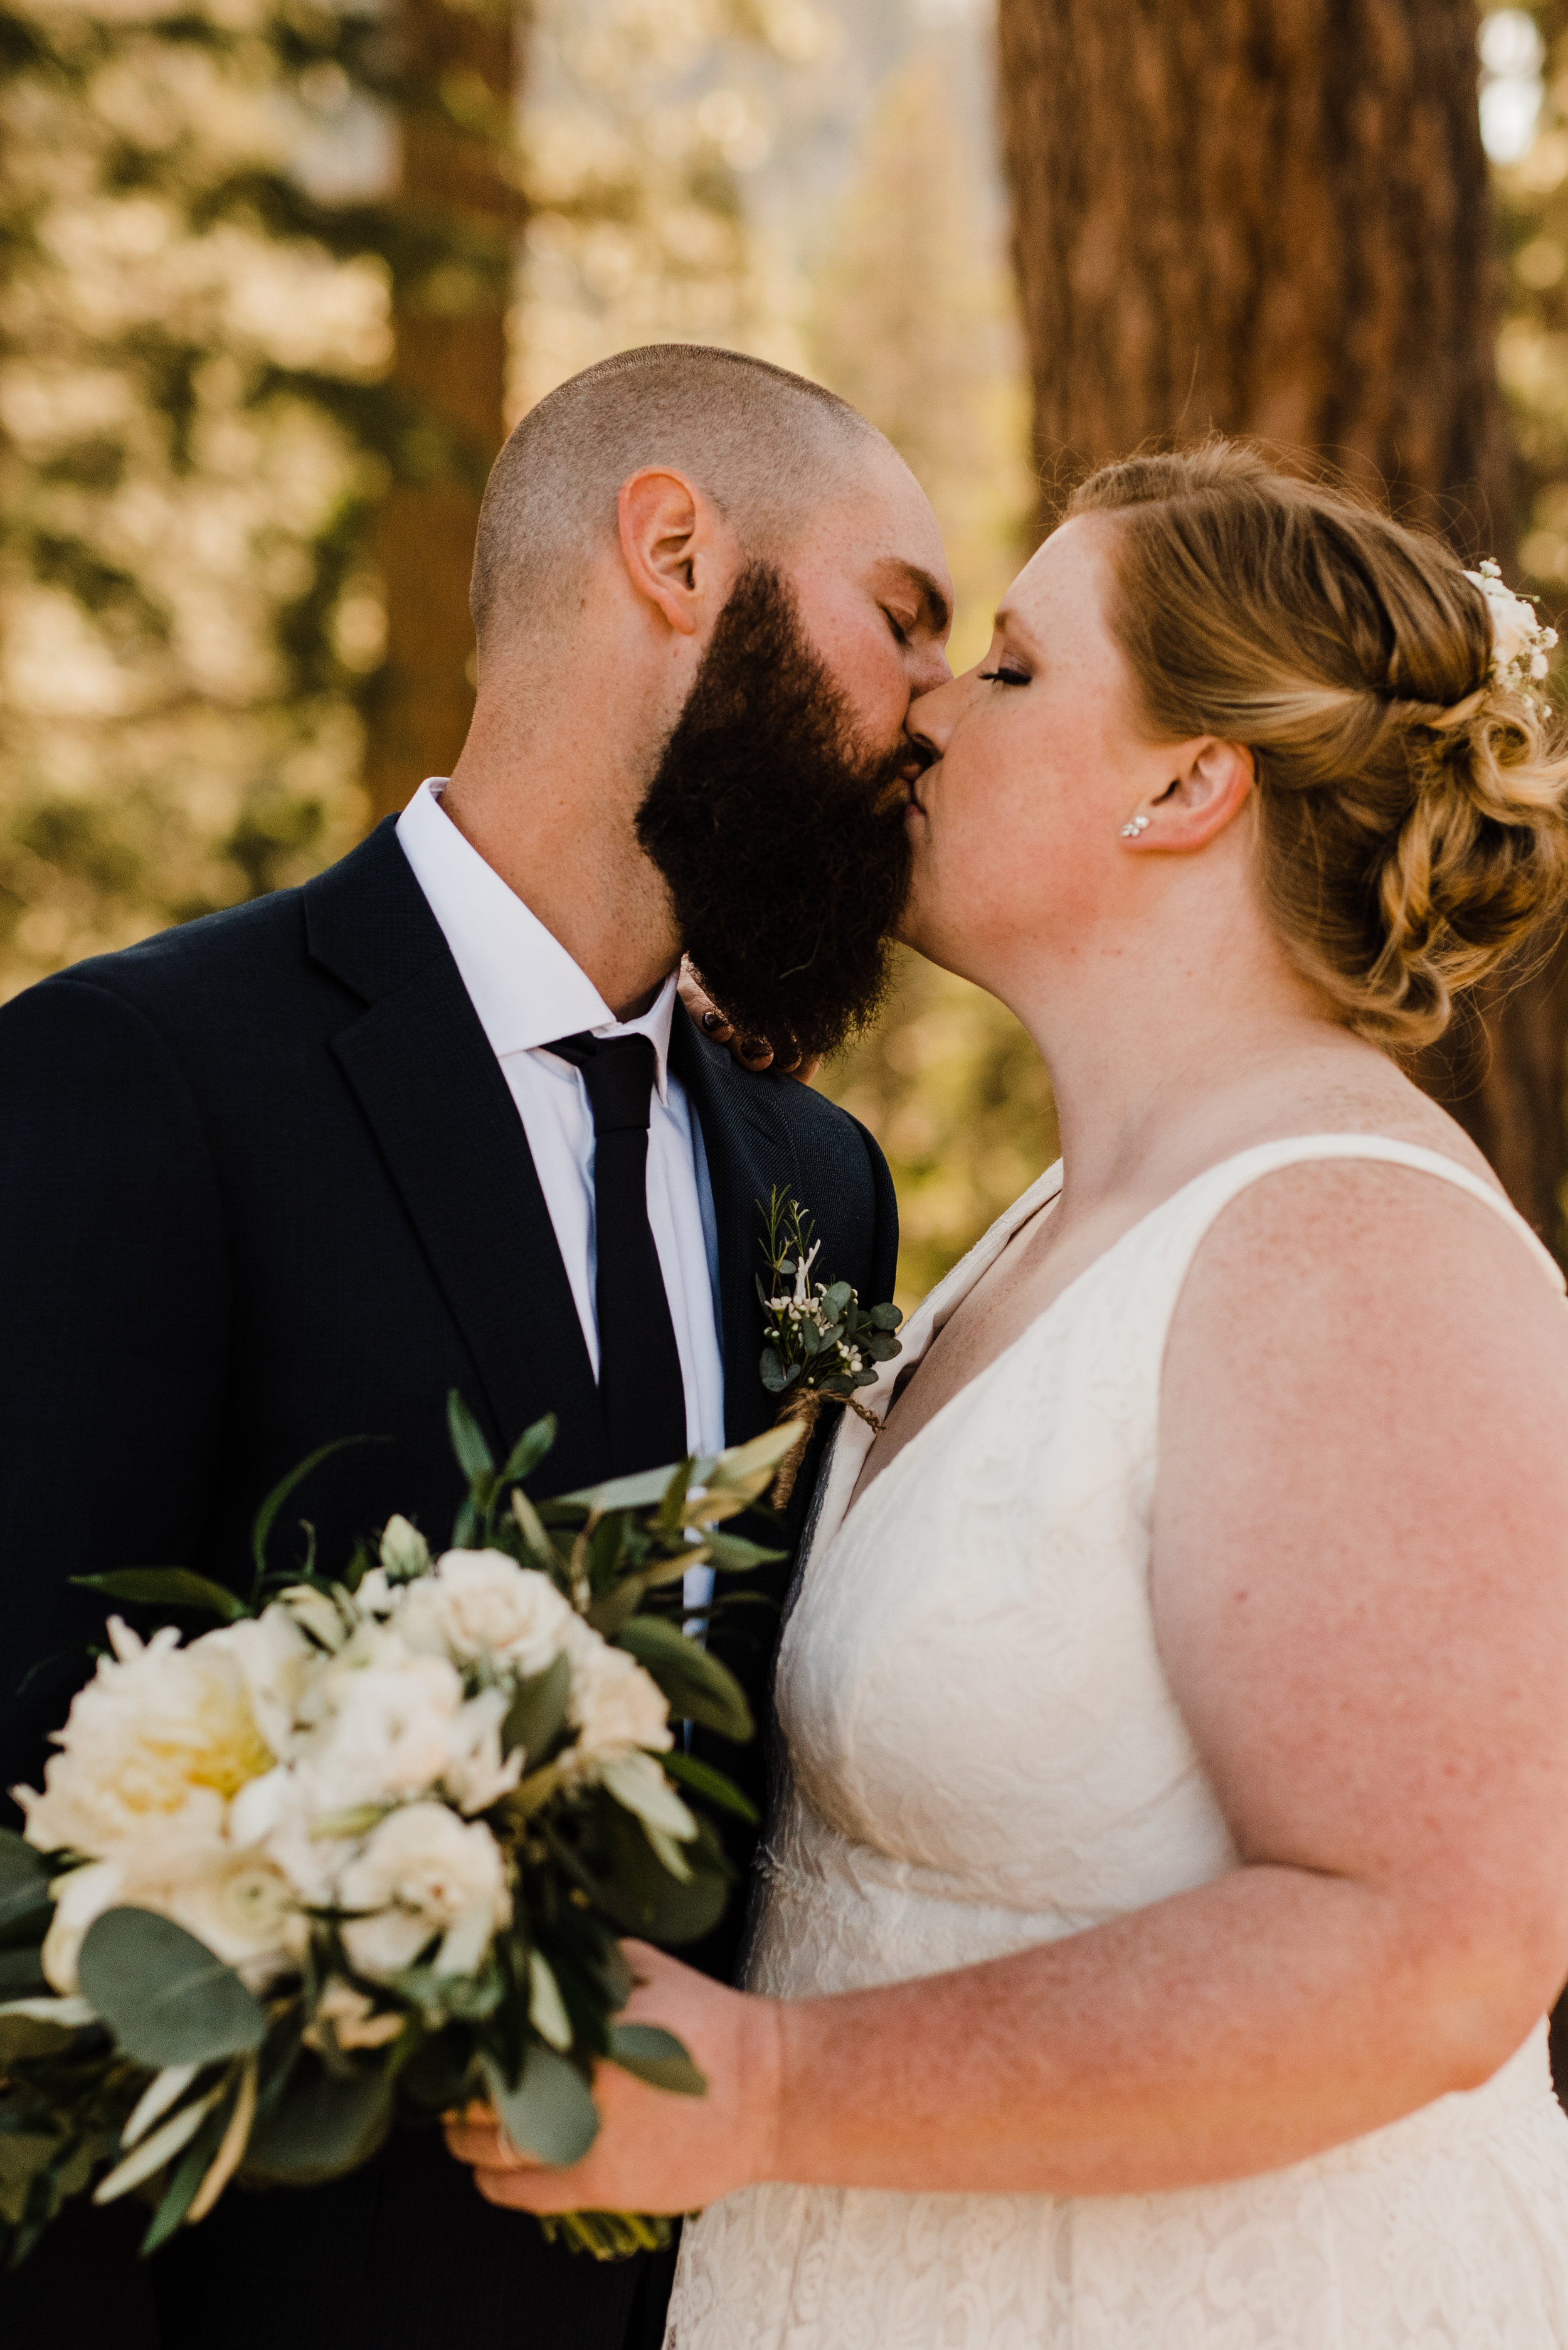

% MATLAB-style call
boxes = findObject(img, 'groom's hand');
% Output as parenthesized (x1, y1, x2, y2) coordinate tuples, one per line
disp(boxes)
(677, 960, 823, 1084)
(443, 1941, 781, 2217)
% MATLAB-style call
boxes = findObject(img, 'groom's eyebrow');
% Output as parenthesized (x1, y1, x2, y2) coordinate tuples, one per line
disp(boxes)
(874, 558, 952, 639)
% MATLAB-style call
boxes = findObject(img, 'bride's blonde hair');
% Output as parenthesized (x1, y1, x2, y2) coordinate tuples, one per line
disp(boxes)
(1068, 440, 1568, 1048)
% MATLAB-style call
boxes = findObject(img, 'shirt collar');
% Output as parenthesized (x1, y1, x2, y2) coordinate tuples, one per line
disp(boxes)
(395, 777, 676, 1102)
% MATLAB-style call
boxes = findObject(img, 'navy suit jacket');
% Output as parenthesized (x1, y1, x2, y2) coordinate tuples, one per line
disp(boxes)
(0, 817, 896, 2350)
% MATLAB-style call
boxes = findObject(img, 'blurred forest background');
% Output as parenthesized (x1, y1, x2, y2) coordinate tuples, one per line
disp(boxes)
(2, 0, 1565, 1300)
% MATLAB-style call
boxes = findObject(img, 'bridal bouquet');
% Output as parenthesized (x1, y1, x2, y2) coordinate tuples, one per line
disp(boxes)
(0, 1400, 794, 2269)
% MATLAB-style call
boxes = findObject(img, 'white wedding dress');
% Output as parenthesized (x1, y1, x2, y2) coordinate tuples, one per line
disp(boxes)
(665, 1135, 1568, 2349)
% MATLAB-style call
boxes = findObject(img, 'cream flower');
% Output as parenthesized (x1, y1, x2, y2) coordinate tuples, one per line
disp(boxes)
(14, 1620, 274, 1861)
(293, 1629, 465, 1814)
(41, 1839, 301, 1996)
(209, 1605, 316, 1756)
(442, 1686, 524, 1816)
(336, 1804, 509, 1981)
(397, 1551, 576, 1677)
(565, 1625, 672, 1759)
(1464, 558, 1558, 707)
(304, 1979, 403, 2053)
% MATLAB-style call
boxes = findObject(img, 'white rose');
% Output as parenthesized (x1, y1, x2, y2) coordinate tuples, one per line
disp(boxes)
(159, 1850, 303, 1991)
(14, 1619, 273, 1861)
(41, 1837, 302, 1996)
(442, 1686, 524, 1816)
(294, 1633, 465, 1814)
(565, 1625, 672, 1759)
(228, 1765, 339, 1906)
(398, 1552, 576, 1677)
(337, 1804, 509, 1982)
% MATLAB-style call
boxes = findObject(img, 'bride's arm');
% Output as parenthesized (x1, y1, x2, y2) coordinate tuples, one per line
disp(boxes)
(448, 1159, 1568, 2211)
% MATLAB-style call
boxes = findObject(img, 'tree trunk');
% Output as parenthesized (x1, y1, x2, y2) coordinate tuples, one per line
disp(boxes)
(361, 0, 523, 824)
(996, 0, 1568, 1250)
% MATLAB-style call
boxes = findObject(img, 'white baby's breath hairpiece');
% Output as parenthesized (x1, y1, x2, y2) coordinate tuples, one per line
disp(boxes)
(1462, 558, 1558, 716)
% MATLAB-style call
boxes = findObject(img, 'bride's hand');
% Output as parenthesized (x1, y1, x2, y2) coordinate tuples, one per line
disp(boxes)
(677, 960, 823, 1083)
(443, 1941, 782, 2217)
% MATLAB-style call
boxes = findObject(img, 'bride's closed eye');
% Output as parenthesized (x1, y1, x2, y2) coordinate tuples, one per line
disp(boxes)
(978, 664, 1030, 686)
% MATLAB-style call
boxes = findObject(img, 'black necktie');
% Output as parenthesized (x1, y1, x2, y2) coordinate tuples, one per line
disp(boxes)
(546, 1033, 688, 1476)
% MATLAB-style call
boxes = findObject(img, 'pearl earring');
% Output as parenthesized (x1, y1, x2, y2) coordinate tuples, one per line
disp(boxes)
(1120, 814, 1151, 839)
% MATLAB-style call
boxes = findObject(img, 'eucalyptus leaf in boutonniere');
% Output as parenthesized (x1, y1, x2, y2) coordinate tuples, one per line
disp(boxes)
(756, 1188, 903, 1506)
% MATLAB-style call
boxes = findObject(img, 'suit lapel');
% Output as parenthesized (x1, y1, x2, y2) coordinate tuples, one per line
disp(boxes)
(305, 821, 608, 1481)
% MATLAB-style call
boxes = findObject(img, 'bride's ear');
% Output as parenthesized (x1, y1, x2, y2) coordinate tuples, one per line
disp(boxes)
(1122, 740, 1254, 853)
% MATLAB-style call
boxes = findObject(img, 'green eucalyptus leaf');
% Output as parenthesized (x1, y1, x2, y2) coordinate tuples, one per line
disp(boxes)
(660, 1750, 759, 1824)
(79, 1910, 265, 2069)
(0, 1944, 50, 1999)
(447, 1390, 496, 1484)
(69, 1569, 247, 1624)
(864, 1332, 901, 1362)
(821, 1282, 853, 1317)
(608, 2023, 707, 2097)
(0, 1831, 53, 1947)
(759, 1348, 790, 1393)
(559, 1463, 687, 1516)
(590, 1805, 731, 1945)
(241, 2050, 395, 2185)
(615, 1617, 754, 1743)
(869, 1302, 903, 1330)
(702, 1533, 787, 1575)
(482, 2044, 598, 2167)
(501, 1413, 557, 1486)
(500, 1650, 573, 1765)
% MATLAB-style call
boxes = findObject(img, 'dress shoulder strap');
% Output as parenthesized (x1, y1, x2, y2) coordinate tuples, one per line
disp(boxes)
(1166, 1132, 1564, 1297)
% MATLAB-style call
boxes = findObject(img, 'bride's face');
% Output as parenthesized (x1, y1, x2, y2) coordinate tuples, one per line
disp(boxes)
(898, 514, 1180, 992)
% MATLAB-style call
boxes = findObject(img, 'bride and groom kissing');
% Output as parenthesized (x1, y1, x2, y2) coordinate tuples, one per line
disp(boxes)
(6, 340, 1568, 2349)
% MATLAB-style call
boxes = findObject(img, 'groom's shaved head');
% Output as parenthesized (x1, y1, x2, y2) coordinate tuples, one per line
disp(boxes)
(470, 344, 884, 653)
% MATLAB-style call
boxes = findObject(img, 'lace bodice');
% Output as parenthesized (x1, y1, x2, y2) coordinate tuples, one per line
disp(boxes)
(666, 1137, 1568, 2349)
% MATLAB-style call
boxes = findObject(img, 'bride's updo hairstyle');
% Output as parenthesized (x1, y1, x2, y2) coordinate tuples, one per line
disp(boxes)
(1068, 440, 1568, 1048)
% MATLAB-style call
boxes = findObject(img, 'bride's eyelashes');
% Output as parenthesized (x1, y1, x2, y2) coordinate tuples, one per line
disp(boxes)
(978, 664, 1030, 686)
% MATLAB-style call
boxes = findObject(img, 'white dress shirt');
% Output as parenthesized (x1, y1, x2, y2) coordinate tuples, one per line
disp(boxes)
(396, 777, 726, 1467)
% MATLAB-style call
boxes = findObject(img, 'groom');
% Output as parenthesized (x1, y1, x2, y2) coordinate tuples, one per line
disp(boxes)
(0, 346, 951, 2350)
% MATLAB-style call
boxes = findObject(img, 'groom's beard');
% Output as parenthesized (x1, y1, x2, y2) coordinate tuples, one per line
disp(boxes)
(635, 563, 914, 1065)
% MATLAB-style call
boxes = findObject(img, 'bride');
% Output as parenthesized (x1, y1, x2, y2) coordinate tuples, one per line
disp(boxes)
(449, 440, 1568, 2344)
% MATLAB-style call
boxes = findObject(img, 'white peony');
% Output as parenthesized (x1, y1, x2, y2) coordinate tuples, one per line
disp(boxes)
(14, 1619, 275, 1861)
(396, 1551, 576, 1678)
(209, 1605, 317, 1757)
(565, 1625, 672, 1760)
(336, 1803, 509, 1981)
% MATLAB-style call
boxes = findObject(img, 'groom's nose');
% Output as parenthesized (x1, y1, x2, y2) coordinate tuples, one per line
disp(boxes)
(905, 671, 961, 758)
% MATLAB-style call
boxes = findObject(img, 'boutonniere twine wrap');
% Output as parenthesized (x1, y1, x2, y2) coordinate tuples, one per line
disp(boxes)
(757, 1189, 903, 1506)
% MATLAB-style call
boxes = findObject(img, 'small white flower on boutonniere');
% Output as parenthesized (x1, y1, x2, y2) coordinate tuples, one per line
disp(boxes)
(756, 1188, 904, 1506)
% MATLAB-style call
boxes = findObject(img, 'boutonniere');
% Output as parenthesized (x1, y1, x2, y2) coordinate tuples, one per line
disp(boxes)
(756, 1188, 903, 1504)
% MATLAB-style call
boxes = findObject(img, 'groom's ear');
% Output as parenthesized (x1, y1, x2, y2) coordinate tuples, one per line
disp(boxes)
(1143, 738, 1254, 851)
(617, 467, 733, 638)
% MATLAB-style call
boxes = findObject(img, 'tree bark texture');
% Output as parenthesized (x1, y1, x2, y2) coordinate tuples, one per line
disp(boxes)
(361, 0, 523, 824)
(997, 0, 1567, 1250)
